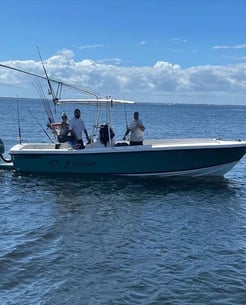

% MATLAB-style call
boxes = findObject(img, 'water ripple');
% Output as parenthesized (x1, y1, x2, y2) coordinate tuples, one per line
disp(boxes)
(1, 103, 246, 304)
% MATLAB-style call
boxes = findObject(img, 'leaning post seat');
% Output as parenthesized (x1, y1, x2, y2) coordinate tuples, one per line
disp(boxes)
(99, 124, 115, 147)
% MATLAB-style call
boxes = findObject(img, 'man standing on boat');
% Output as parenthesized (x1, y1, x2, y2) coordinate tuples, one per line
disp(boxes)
(123, 111, 145, 145)
(69, 109, 90, 149)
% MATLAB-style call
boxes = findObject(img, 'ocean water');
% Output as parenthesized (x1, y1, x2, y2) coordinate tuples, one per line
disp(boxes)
(0, 99, 246, 305)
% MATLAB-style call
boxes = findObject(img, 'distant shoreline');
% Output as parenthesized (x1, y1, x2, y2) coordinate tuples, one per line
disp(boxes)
(0, 96, 246, 107)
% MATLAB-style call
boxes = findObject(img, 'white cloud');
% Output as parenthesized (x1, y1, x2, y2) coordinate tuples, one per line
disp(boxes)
(97, 58, 122, 65)
(234, 44, 246, 49)
(1, 50, 246, 104)
(213, 45, 230, 49)
(79, 44, 104, 50)
(213, 44, 246, 49)
(139, 41, 147, 45)
(171, 38, 187, 44)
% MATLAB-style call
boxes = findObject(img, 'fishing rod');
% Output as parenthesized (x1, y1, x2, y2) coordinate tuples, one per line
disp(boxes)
(37, 47, 57, 103)
(33, 78, 55, 123)
(16, 96, 22, 144)
(28, 109, 54, 143)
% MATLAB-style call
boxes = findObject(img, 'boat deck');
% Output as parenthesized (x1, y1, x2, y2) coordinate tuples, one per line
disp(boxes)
(8, 138, 246, 154)
(144, 138, 243, 146)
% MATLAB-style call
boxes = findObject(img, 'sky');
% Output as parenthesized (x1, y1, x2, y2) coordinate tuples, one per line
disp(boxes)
(0, 0, 246, 104)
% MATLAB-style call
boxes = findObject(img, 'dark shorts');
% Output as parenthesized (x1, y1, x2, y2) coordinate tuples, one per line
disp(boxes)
(74, 139, 85, 149)
(130, 141, 143, 146)
(58, 135, 68, 143)
(68, 137, 85, 149)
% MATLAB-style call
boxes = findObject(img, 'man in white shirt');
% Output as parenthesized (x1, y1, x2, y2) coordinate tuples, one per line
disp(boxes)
(123, 111, 145, 145)
(69, 109, 90, 149)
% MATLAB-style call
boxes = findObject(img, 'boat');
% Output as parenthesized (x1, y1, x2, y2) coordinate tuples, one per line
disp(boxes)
(1, 63, 246, 177)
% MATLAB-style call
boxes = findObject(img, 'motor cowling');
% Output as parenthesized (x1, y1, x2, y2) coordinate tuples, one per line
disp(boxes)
(0, 138, 4, 155)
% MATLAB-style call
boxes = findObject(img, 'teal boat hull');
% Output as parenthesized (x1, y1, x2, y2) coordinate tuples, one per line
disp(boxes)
(9, 139, 246, 177)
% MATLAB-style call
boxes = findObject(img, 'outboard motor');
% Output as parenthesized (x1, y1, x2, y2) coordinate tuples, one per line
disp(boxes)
(0, 138, 11, 163)
(0, 138, 4, 155)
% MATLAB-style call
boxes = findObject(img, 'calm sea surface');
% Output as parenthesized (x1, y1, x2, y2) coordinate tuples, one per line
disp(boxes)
(0, 99, 246, 304)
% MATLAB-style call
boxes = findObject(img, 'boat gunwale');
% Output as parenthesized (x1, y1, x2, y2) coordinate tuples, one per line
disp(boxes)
(9, 138, 246, 155)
